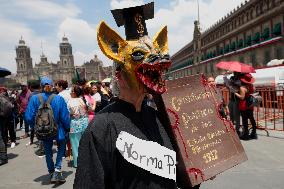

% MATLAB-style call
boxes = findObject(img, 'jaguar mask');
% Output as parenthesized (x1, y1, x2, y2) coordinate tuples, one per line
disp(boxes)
(97, 21, 171, 94)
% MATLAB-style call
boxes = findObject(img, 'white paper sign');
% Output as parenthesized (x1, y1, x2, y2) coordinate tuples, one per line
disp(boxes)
(116, 131, 176, 181)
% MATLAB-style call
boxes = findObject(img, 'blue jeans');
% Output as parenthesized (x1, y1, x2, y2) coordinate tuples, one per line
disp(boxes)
(43, 139, 66, 173)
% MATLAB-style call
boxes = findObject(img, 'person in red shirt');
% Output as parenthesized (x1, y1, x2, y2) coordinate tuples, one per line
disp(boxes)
(234, 73, 257, 140)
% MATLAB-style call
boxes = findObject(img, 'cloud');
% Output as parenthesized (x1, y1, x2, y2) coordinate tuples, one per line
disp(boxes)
(1, 0, 80, 20)
(0, 0, 247, 74)
(110, 0, 145, 9)
(58, 18, 97, 46)
(108, 0, 245, 56)
(0, 17, 59, 73)
(57, 18, 113, 67)
(146, 0, 246, 55)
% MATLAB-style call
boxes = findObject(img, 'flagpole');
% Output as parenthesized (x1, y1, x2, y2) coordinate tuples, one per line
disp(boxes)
(197, 0, 200, 23)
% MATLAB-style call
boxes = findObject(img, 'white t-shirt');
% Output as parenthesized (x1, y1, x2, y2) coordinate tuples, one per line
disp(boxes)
(59, 89, 72, 105)
(92, 92, 101, 102)
(67, 98, 87, 119)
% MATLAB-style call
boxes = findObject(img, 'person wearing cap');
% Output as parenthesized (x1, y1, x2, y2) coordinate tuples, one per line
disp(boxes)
(234, 73, 257, 140)
(25, 77, 70, 184)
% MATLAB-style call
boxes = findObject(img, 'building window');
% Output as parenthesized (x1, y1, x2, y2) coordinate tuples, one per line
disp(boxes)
(275, 47, 283, 59)
(239, 56, 244, 63)
(245, 35, 252, 46)
(252, 32, 260, 44)
(264, 50, 271, 65)
(230, 42, 236, 51)
(262, 28, 270, 40)
(238, 39, 244, 48)
(19, 51, 24, 58)
(210, 62, 214, 74)
(272, 23, 282, 36)
(251, 53, 256, 67)
(224, 44, 230, 53)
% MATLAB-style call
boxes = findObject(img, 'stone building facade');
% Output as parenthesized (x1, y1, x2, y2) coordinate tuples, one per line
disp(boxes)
(79, 55, 112, 81)
(168, 0, 284, 79)
(15, 37, 112, 85)
(15, 36, 75, 85)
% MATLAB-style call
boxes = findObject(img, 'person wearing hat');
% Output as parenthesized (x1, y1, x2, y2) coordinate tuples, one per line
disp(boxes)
(74, 2, 201, 189)
(25, 77, 70, 184)
(234, 73, 257, 140)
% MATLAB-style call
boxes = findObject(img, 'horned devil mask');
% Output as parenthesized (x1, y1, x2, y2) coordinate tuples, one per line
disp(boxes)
(97, 21, 171, 94)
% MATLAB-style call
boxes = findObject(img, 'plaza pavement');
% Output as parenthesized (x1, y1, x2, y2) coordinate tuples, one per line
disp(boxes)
(0, 129, 284, 189)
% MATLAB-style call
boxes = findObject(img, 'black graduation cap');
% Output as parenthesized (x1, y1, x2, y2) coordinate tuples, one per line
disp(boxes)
(111, 2, 154, 40)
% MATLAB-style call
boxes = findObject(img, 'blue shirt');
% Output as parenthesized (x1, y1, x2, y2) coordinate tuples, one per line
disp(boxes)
(25, 92, 70, 141)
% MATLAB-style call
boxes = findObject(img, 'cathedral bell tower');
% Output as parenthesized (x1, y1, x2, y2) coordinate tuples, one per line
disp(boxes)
(59, 35, 75, 84)
(15, 37, 33, 84)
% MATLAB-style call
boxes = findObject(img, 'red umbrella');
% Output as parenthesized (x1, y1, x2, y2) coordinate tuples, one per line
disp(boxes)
(216, 61, 256, 73)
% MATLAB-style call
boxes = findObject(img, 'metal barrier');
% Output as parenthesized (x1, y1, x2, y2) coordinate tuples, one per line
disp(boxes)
(220, 87, 284, 135)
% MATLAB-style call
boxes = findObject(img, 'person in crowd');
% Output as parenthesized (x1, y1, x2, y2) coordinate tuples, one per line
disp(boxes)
(104, 82, 113, 99)
(10, 90, 19, 128)
(25, 80, 45, 157)
(25, 77, 70, 184)
(55, 80, 71, 105)
(91, 83, 101, 104)
(6, 91, 17, 149)
(76, 79, 87, 88)
(0, 87, 13, 165)
(74, 3, 202, 188)
(17, 84, 31, 138)
(208, 76, 229, 120)
(94, 81, 109, 113)
(26, 80, 42, 146)
(67, 86, 88, 168)
(234, 73, 257, 140)
(82, 86, 96, 123)
(226, 72, 243, 136)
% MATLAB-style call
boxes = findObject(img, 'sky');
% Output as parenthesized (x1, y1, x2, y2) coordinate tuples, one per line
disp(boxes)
(0, 0, 246, 74)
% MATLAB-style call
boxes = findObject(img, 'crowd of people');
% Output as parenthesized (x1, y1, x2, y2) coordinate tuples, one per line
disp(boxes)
(0, 78, 114, 177)
(0, 72, 258, 185)
(207, 71, 258, 141)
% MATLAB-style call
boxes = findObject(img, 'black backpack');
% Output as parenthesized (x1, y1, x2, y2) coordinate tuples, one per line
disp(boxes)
(35, 94, 57, 140)
(0, 94, 13, 117)
(246, 92, 262, 108)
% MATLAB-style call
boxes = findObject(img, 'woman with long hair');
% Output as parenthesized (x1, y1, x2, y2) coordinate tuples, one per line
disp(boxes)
(234, 73, 257, 140)
(82, 86, 96, 123)
(67, 85, 88, 168)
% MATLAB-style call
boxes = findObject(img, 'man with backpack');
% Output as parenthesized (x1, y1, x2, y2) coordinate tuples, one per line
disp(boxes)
(25, 77, 70, 184)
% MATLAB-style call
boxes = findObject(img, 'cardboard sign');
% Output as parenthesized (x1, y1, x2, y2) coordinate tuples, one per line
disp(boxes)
(162, 74, 247, 186)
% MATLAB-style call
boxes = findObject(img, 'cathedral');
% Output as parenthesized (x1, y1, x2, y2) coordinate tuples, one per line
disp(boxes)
(15, 36, 112, 85)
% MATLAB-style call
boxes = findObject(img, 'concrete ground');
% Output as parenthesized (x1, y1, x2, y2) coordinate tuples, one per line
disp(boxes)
(0, 129, 284, 189)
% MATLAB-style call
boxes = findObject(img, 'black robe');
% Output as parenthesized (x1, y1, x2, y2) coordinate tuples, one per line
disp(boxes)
(73, 99, 177, 189)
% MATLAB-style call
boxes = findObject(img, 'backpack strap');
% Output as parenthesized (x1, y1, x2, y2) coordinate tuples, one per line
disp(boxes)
(46, 94, 56, 106)
(37, 94, 44, 107)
